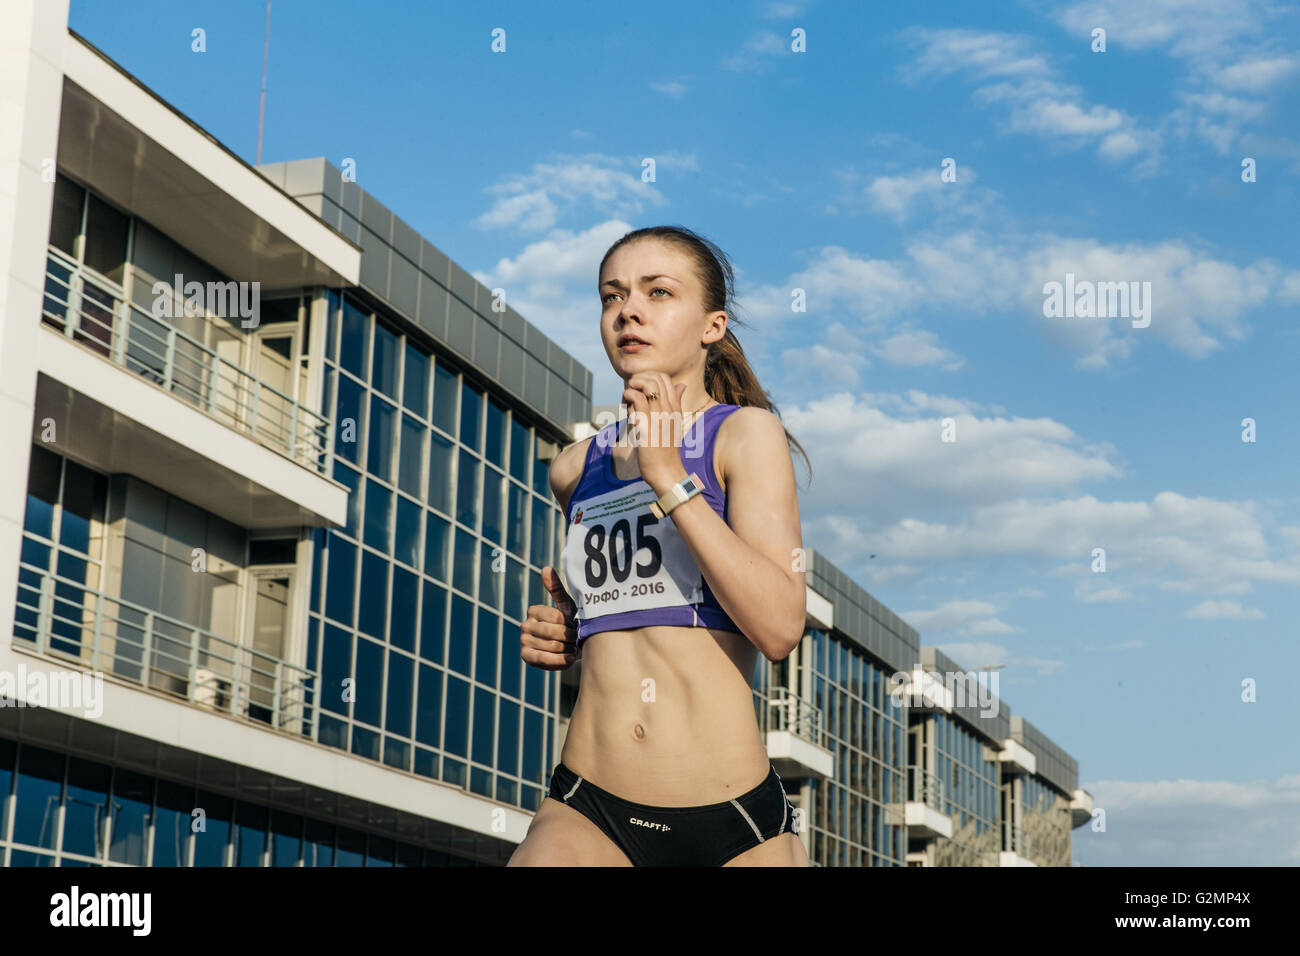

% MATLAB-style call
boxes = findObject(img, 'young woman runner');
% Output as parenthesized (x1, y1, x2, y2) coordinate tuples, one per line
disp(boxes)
(507, 226, 812, 867)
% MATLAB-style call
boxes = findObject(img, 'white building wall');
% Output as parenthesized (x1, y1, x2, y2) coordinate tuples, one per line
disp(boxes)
(0, 0, 71, 648)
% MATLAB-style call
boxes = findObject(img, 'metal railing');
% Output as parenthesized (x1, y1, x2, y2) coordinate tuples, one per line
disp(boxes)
(758, 686, 826, 747)
(907, 766, 945, 810)
(13, 560, 317, 737)
(40, 246, 330, 471)
(1005, 824, 1032, 858)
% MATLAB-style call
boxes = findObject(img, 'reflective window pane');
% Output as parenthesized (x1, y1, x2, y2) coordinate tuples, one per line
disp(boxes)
(398, 415, 424, 498)
(403, 343, 429, 417)
(367, 395, 396, 481)
(372, 322, 399, 399)
(432, 361, 458, 436)
(340, 297, 370, 379)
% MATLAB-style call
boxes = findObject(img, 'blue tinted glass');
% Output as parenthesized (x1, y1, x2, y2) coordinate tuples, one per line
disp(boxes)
(354, 637, 383, 726)
(372, 322, 399, 399)
(325, 536, 355, 626)
(63, 757, 109, 858)
(472, 686, 494, 765)
(484, 401, 506, 468)
(108, 769, 151, 865)
(152, 780, 192, 866)
(336, 828, 364, 866)
(192, 791, 232, 866)
(456, 451, 480, 529)
(427, 431, 454, 514)
(416, 664, 443, 747)
(507, 485, 526, 556)
(505, 556, 525, 621)
(321, 624, 353, 716)
(527, 562, 546, 613)
(367, 836, 396, 867)
(385, 652, 414, 737)
(59, 460, 104, 555)
(390, 566, 417, 652)
(333, 461, 361, 538)
(395, 495, 420, 569)
(398, 415, 424, 498)
(358, 550, 388, 640)
(235, 802, 267, 866)
(424, 512, 450, 582)
(340, 297, 369, 379)
(448, 594, 473, 675)
(432, 361, 458, 436)
(403, 343, 429, 416)
(532, 453, 549, 496)
(523, 707, 543, 780)
(529, 498, 549, 566)
(311, 530, 325, 610)
(367, 395, 396, 481)
(271, 810, 301, 867)
(509, 419, 529, 484)
(475, 605, 497, 684)
(481, 468, 503, 545)
(459, 381, 482, 450)
(497, 699, 519, 775)
(420, 581, 446, 664)
(478, 540, 500, 608)
(325, 289, 340, 363)
(335, 375, 364, 465)
(453, 527, 476, 595)
(363, 479, 391, 552)
(500, 621, 521, 698)
(444, 676, 469, 757)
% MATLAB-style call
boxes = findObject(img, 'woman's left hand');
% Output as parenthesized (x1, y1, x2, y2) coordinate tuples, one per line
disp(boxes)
(622, 372, 688, 494)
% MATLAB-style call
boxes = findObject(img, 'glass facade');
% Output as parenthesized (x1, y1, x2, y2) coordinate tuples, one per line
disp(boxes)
(0, 739, 492, 866)
(798, 628, 907, 866)
(310, 290, 564, 811)
(930, 713, 999, 866)
(1018, 773, 1071, 866)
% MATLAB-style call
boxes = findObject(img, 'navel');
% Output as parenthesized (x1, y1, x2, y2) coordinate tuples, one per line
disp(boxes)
(632, 723, 646, 741)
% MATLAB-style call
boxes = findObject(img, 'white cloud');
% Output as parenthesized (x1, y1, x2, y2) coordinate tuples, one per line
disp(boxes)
(1185, 600, 1265, 620)
(873, 330, 965, 371)
(900, 27, 1162, 172)
(649, 80, 688, 98)
(1077, 776, 1300, 865)
(471, 156, 667, 233)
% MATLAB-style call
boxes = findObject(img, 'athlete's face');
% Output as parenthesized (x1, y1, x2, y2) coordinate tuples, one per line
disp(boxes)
(599, 239, 724, 381)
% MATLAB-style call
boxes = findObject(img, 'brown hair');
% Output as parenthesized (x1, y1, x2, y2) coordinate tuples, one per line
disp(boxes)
(599, 225, 812, 483)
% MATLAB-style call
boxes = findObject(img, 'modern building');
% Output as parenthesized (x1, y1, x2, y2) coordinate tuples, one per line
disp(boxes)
(0, 0, 1090, 866)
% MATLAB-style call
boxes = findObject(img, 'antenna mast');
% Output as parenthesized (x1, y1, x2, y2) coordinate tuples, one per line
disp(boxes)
(256, 1, 271, 164)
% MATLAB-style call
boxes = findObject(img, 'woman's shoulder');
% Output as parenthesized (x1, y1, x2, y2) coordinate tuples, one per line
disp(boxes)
(549, 430, 603, 515)
(712, 405, 788, 491)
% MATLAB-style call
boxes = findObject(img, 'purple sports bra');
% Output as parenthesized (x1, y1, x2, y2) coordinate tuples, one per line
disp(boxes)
(560, 402, 744, 646)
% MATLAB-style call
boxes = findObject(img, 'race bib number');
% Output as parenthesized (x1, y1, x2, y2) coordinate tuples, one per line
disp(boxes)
(562, 481, 703, 621)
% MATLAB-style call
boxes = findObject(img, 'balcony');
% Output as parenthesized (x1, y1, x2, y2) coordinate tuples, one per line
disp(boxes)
(36, 246, 347, 528)
(893, 767, 953, 839)
(999, 824, 1036, 866)
(42, 246, 328, 468)
(13, 561, 316, 737)
(758, 687, 835, 780)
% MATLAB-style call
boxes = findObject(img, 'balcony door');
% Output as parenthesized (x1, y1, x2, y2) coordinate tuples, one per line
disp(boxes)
(241, 565, 295, 725)
(246, 319, 304, 453)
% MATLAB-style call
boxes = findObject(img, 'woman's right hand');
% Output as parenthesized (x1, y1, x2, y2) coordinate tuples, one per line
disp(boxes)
(521, 566, 579, 670)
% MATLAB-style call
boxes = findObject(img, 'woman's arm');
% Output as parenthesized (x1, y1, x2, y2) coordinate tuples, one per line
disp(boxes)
(654, 406, 806, 661)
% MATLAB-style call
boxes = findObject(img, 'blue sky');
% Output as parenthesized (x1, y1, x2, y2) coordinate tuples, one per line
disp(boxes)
(69, 0, 1300, 865)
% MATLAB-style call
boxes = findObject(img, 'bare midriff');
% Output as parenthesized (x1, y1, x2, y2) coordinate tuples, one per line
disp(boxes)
(559, 623, 772, 806)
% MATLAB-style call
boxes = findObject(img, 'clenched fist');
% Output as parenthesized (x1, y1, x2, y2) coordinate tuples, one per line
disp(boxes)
(521, 566, 579, 671)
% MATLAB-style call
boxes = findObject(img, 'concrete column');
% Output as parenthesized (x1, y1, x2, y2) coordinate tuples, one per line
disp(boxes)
(0, 0, 69, 644)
